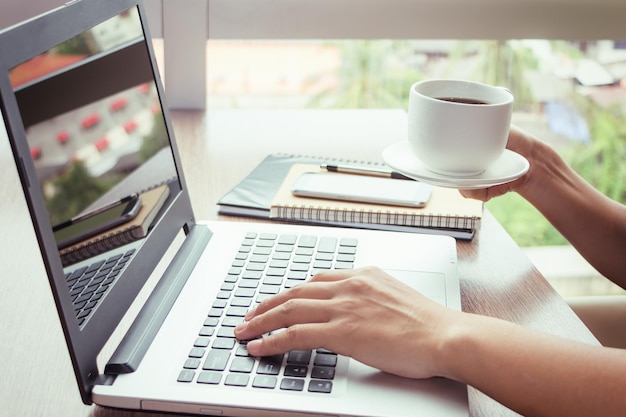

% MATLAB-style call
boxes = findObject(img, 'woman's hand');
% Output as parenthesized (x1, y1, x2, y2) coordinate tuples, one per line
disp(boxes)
(234, 266, 460, 379)
(461, 125, 539, 201)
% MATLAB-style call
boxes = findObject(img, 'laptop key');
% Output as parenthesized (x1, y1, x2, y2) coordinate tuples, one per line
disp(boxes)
(221, 316, 244, 327)
(225, 373, 250, 387)
(290, 263, 310, 272)
(242, 270, 262, 280)
(280, 378, 305, 391)
(297, 236, 317, 248)
(308, 380, 333, 393)
(287, 271, 307, 280)
(226, 306, 248, 317)
(256, 240, 274, 248)
(235, 344, 250, 357)
(256, 293, 274, 303)
(184, 358, 201, 370)
(311, 366, 335, 380)
(238, 279, 259, 289)
(229, 357, 255, 373)
(266, 267, 286, 276)
(249, 254, 269, 263)
(217, 327, 236, 338)
(262, 276, 283, 286)
(314, 353, 338, 367)
(204, 317, 219, 327)
(334, 261, 354, 270)
(199, 326, 215, 337)
(257, 355, 283, 375)
(197, 371, 222, 385)
(203, 350, 231, 371)
(252, 246, 272, 255)
(194, 337, 210, 348)
(277, 234, 297, 245)
(216, 290, 231, 300)
(295, 247, 313, 256)
(212, 338, 236, 350)
(208, 308, 224, 318)
(338, 246, 357, 255)
(317, 237, 337, 253)
(336, 254, 355, 263)
(230, 297, 252, 307)
(284, 365, 307, 378)
(177, 370, 195, 383)
(252, 375, 277, 389)
(287, 350, 312, 365)
(259, 284, 280, 295)
(314, 253, 333, 262)
(234, 288, 255, 298)
(274, 244, 294, 253)
(189, 348, 206, 358)
(312, 260, 332, 269)
(272, 252, 291, 261)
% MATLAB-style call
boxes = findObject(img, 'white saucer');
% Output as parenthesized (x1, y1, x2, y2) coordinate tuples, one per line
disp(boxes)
(382, 141, 530, 190)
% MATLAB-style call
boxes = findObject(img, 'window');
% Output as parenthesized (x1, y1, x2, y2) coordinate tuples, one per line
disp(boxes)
(148, 1, 626, 294)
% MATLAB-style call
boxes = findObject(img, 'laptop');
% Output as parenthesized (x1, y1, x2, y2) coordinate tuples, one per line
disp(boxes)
(0, 0, 468, 416)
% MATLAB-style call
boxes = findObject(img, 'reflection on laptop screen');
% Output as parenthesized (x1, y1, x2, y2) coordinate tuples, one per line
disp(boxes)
(6, 6, 183, 329)
(9, 7, 178, 266)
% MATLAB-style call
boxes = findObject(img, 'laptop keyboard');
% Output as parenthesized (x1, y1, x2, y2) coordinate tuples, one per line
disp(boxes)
(177, 232, 358, 394)
(64, 249, 135, 326)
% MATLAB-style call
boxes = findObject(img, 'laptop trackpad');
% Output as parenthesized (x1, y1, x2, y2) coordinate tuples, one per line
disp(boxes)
(384, 268, 447, 306)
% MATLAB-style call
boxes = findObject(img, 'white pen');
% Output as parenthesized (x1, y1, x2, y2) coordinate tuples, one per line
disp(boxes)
(320, 163, 413, 180)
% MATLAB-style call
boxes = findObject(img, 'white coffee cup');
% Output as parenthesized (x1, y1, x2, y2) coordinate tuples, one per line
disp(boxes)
(407, 79, 514, 176)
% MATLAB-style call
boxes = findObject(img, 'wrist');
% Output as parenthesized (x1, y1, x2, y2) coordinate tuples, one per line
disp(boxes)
(514, 137, 564, 202)
(431, 311, 480, 382)
(434, 312, 516, 384)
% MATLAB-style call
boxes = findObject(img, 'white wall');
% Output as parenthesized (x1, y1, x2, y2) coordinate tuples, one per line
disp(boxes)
(207, 0, 626, 40)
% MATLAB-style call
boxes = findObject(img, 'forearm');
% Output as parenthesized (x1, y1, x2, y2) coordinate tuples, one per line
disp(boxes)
(440, 313, 626, 417)
(517, 139, 626, 283)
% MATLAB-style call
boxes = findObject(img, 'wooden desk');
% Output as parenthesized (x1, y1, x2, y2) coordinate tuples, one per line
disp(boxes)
(0, 109, 598, 417)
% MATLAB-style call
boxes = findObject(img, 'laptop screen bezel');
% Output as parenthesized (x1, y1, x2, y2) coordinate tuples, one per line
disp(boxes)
(0, 0, 197, 404)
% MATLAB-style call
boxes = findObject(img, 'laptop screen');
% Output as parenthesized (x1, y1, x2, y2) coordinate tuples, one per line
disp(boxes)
(0, 0, 196, 404)
(10, 7, 179, 258)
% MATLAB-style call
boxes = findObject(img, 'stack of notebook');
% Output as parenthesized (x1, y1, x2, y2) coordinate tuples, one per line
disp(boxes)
(217, 154, 483, 240)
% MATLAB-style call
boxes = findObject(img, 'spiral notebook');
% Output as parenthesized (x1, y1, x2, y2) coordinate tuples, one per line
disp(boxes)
(218, 154, 482, 239)
(270, 163, 482, 239)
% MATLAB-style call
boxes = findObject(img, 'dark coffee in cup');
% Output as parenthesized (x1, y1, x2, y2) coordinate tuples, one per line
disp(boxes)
(435, 97, 488, 105)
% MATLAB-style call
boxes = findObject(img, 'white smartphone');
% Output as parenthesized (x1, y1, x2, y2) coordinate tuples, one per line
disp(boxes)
(291, 172, 432, 208)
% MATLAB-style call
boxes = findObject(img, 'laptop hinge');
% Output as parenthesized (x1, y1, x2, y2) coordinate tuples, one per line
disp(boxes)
(95, 373, 116, 387)
(104, 224, 212, 374)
